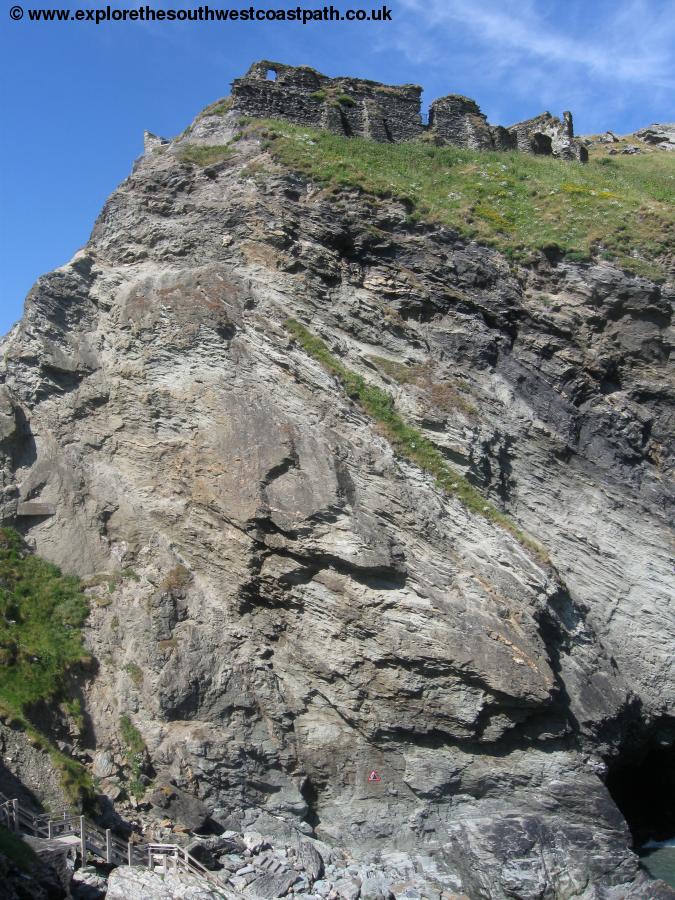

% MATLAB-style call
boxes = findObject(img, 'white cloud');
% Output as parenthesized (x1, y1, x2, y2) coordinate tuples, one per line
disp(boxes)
(391, 0, 675, 123)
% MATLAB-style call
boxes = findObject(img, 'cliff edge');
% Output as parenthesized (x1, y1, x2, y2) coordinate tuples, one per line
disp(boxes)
(0, 74, 673, 899)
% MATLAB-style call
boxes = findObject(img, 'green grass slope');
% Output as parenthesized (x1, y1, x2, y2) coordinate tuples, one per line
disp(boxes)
(242, 119, 673, 281)
(0, 527, 93, 804)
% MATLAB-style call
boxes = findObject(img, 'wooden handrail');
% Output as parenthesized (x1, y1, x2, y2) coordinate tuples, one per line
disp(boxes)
(0, 793, 230, 895)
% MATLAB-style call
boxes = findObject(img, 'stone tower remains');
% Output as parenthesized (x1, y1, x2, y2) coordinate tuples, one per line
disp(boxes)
(231, 61, 588, 162)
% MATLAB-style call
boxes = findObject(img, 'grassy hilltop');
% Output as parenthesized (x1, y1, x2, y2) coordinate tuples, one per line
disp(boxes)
(235, 119, 673, 282)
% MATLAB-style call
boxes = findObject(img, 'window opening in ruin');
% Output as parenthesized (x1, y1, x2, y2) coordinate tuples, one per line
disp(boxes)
(266, 69, 277, 82)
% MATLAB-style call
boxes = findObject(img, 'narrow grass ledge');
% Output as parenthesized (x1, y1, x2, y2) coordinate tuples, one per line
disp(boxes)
(178, 144, 234, 167)
(284, 319, 547, 563)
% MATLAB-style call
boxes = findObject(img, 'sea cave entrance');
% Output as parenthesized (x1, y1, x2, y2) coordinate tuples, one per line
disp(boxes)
(606, 744, 675, 887)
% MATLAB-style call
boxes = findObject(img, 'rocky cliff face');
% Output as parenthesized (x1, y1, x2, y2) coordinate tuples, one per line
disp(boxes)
(0, 100, 673, 900)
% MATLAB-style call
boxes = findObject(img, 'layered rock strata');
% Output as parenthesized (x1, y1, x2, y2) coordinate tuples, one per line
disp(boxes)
(0, 99, 673, 899)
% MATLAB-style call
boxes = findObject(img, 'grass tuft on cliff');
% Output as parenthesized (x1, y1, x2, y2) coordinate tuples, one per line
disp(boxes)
(0, 527, 94, 804)
(0, 823, 39, 871)
(0, 528, 89, 716)
(253, 120, 673, 281)
(285, 319, 547, 562)
(119, 714, 148, 800)
(178, 144, 234, 167)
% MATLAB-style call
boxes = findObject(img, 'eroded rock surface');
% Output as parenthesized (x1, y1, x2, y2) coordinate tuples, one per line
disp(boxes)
(0, 101, 673, 899)
(105, 866, 225, 899)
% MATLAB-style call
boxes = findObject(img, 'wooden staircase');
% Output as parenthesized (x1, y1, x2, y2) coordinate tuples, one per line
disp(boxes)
(0, 790, 232, 894)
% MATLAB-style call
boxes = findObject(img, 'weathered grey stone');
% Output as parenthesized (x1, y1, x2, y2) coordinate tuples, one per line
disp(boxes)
(230, 60, 586, 160)
(508, 109, 588, 160)
(91, 749, 116, 778)
(188, 834, 243, 868)
(0, 722, 70, 811)
(247, 869, 301, 898)
(148, 782, 211, 832)
(360, 876, 392, 900)
(0, 385, 16, 443)
(22, 835, 76, 898)
(243, 831, 271, 853)
(106, 866, 227, 899)
(0, 81, 672, 900)
(428, 95, 494, 150)
(71, 865, 108, 900)
(294, 841, 324, 882)
(634, 123, 675, 150)
(16, 501, 56, 516)
(333, 877, 361, 900)
(232, 61, 422, 144)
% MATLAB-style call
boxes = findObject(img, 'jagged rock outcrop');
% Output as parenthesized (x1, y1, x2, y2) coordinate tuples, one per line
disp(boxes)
(0, 95, 673, 899)
(634, 124, 675, 151)
(232, 61, 588, 160)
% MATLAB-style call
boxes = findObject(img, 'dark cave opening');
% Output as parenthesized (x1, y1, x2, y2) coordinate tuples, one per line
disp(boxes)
(606, 745, 675, 846)
(301, 777, 321, 830)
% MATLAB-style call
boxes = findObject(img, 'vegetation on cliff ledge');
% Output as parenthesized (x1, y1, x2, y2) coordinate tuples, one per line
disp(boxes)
(0, 527, 93, 804)
(0, 823, 40, 871)
(119, 714, 149, 800)
(178, 143, 234, 167)
(285, 319, 547, 563)
(252, 120, 673, 281)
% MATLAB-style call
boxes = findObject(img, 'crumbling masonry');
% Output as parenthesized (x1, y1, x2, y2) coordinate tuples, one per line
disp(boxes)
(231, 61, 588, 162)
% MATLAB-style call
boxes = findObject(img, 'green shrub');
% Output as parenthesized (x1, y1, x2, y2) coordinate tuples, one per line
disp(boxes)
(124, 663, 143, 687)
(119, 715, 147, 799)
(336, 94, 355, 107)
(119, 714, 145, 754)
(0, 529, 94, 806)
(61, 697, 84, 732)
(0, 528, 89, 719)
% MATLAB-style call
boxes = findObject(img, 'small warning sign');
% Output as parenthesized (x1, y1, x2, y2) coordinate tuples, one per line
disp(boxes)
(368, 770, 382, 783)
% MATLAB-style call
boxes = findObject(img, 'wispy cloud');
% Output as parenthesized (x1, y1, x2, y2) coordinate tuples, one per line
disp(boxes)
(388, 0, 675, 130)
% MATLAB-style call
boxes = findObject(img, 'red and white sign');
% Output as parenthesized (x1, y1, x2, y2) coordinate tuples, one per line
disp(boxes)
(368, 770, 382, 782)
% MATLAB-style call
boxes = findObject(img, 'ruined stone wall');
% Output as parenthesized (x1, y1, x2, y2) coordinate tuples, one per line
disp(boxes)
(428, 95, 495, 151)
(231, 61, 326, 129)
(507, 111, 588, 161)
(231, 60, 422, 142)
(231, 61, 587, 161)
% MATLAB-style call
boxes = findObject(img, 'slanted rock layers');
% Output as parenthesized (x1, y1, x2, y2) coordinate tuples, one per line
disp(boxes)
(0, 96, 672, 899)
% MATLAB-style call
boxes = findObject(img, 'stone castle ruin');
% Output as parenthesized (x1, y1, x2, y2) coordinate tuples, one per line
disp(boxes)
(231, 61, 588, 162)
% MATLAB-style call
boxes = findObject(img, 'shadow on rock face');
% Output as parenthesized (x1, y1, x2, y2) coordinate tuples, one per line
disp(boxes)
(607, 740, 675, 846)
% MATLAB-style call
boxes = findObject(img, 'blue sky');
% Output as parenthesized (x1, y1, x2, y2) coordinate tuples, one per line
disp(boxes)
(1, 0, 674, 334)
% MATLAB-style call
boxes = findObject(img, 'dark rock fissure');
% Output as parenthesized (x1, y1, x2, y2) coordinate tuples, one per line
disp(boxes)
(606, 741, 675, 846)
